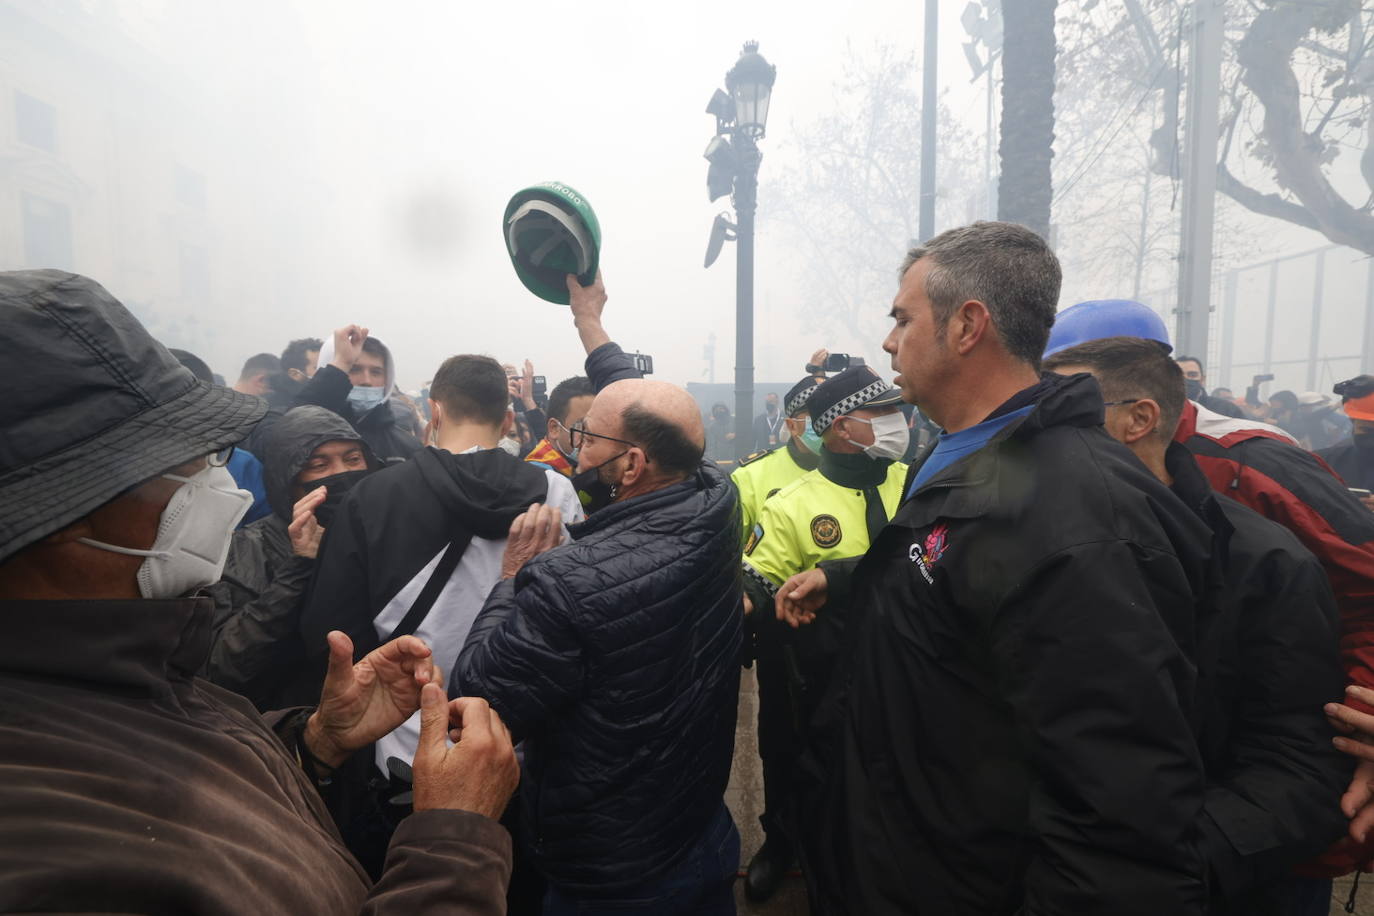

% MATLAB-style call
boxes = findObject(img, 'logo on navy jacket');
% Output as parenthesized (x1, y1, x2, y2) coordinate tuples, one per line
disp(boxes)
(908, 521, 950, 585)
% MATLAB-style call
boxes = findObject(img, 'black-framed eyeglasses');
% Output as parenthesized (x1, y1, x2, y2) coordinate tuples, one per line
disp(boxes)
(1102, 399, 1142, 408)
(568, 419, 639, 454)
(207, 445, 237, 467)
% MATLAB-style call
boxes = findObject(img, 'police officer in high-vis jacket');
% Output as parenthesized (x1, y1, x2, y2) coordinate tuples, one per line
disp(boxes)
(732, 375, 824, 544)
(737, 366, 908, 903)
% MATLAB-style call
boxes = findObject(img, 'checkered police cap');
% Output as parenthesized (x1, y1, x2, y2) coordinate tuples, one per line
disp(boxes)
(809, 366, 904, 434)
(783, 376, 823, 418)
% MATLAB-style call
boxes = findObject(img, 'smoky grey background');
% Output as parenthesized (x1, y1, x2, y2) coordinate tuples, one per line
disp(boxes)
(0, 0, 1359, 399)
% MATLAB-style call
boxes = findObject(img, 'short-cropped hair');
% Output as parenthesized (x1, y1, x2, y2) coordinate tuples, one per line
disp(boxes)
(622, 403, 703, 478)
(280, 337, 323, 373)
(900, 221, 1061, 369)
(430, 354, 509, 427)
(239, 352, 280, 379)
(548, 376, 594, 424)
(1044, 336, 1185, 439)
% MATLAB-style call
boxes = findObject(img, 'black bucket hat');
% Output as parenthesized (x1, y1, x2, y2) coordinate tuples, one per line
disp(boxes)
(0, 270, 266, 564)
(809, 366, 904, 434)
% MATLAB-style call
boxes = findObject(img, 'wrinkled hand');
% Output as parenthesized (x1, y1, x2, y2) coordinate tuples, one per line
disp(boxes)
(1325, 686, 1374, 842)
(501, 503, 563, 579)
(776, 568, 828, 628)
(288, 488, 327, 559)
(305, 631, 438, 768)
(412, 684, 519, 819)
(331, 324, 369, 372)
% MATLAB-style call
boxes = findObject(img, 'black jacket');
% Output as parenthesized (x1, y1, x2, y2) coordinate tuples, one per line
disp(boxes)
(802, 372, 1214, 916)
(206, 407, 373, 709)
(455, 459, 743, 894)
(1165, 444, 1349, 911)
(1319, 438, 1374, 491)
(295, 364, 421, 464)
(301, 446, 554, 661)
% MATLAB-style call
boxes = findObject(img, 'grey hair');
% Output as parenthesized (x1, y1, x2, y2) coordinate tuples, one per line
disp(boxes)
(899, 221, 1062, 369)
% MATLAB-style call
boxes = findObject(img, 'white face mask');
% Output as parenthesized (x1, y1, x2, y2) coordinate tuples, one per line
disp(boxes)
(347, 385, 387, 414)
(498, 436, 522, 457)
(842, 412, 910, 462)
(79, 464, 252, 599)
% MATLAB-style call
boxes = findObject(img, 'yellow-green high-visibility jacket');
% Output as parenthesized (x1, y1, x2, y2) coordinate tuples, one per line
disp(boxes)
(731, 442, 819, 544)
(743, 458, 907, 600)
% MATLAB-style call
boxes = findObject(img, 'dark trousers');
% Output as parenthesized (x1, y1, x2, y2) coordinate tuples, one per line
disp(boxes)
(542, 803, 739, 916)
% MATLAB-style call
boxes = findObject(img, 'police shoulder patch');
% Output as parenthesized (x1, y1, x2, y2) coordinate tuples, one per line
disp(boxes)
(745, 523, 764, 555)
(739, 450, 770, 466)
(810, 514, 842, 548)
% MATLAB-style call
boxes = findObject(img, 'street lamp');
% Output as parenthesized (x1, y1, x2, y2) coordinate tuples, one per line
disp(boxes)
(703, 41, 776, 463)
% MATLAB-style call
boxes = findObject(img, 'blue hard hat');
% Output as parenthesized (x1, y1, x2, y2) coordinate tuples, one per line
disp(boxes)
(1045, 299, 1172, 357)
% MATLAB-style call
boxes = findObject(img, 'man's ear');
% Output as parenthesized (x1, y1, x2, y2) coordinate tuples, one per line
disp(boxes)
(547, 415, 560, 441)
(621, 448, 650, 487)
(951, 300, 993, 356)
(1121, 399, 1162, 445)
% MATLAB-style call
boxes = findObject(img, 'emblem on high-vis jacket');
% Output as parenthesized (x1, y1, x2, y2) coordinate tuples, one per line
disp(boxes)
(745, 523, 764, 555)
(811, 514, 842, 548)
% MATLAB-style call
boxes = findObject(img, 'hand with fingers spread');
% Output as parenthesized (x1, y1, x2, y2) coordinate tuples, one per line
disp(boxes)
(500, 503, 563, 579)
(330, 324, 369, 373)
(412, 684, 519, 819)
(516, 359, 537, 411)
(304, 631, 439, 768)
(775, 568, 828, 628)
(288, 488, 328, 559)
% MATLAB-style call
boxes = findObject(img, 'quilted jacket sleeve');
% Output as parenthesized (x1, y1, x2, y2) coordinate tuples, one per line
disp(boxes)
(454, 573, 586, 742)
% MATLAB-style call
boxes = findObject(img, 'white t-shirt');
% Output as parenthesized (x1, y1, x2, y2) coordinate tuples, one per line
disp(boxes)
(373, 463, 582, 769)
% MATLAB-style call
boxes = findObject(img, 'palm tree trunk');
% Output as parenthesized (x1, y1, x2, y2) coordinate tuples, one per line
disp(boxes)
(998, 0, 1058, 240)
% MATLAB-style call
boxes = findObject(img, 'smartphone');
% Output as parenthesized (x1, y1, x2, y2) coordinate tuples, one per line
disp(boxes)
(1252, 373, 1275, 384)
(1351, 488, 1372, 498)
(533, 376, 547, 398)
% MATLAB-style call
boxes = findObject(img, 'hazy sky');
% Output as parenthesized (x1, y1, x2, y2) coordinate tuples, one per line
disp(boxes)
(133, 0, 996, 391)
(21, 0, 1361, 397)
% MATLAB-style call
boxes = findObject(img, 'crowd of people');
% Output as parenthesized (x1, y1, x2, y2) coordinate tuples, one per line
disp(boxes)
(5, 221, 1374, 916)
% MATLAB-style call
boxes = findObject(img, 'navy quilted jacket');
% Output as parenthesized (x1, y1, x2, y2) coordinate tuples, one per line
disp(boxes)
(454, 459, 743, 892)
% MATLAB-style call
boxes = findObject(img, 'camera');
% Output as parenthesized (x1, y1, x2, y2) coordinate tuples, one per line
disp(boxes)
(825, 353, 866, 372)
(630, 352, 655, 375)
(1252, 373, 1274, 385)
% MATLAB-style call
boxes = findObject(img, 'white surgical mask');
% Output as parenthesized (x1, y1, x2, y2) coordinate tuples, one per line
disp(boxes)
(347, 385, 387, 414)
(842, 412, 910, 462)
(79, 464, 252, 599)
(498, 436, 522, 456)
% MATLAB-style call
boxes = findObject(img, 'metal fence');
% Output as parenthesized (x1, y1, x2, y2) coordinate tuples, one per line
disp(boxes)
(1140, 244, 1374, 397)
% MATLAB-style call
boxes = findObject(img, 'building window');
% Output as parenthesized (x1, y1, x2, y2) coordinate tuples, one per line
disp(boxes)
(21, 192, 72, 269)
(15, 91, 56, 153)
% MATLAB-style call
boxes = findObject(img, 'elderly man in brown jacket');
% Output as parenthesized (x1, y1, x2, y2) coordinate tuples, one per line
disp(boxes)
(0, 270, 518, 914)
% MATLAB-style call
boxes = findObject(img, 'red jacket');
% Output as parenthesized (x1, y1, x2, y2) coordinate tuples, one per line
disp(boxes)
(1176, 401, 1374, 876)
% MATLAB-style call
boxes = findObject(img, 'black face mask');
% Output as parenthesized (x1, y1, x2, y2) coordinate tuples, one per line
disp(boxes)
(300, 469, 371, 528)
(570, 451, 628, 515)
(1184, 378, 1205, 401)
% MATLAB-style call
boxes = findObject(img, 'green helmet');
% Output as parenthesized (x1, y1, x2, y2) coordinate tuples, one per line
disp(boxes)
(503, 181, 602, 305)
